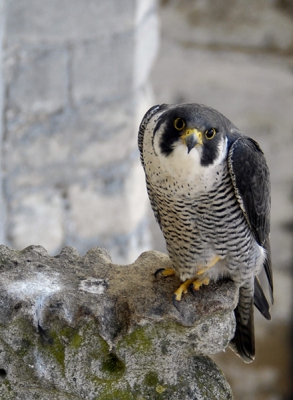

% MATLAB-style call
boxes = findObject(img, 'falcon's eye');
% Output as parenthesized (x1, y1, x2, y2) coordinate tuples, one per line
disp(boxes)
(205, 128, 217, 140)
(174, 118, 185, 131)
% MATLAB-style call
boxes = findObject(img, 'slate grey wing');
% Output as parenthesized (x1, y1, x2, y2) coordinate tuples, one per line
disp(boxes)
(138, 104, 161, 167)
(228, 136, 273, 304)
(227, 136, 273, 362)
(138, 105, 162, 227)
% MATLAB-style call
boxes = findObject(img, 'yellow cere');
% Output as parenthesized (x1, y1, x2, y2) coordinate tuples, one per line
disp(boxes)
(180, 128, 203, 146)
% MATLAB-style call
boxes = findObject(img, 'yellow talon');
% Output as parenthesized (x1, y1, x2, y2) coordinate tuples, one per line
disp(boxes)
(154, 267, 176, 278)
(161, 268, 175, 277)
(173, 279, 193, 301)
(173, 276, 210, 303)
(192, 277, 210, 291)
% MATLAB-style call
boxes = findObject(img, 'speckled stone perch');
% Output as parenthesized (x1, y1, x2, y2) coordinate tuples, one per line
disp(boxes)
(0, 245, 236, 399)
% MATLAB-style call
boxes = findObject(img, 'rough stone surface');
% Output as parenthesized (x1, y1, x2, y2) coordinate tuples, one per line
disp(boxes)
(0, 245, 236, 399)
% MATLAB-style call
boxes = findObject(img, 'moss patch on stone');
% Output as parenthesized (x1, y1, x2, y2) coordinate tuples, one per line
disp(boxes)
(117, 326, 153, 353)
(101, 353, 126, 375)
(97, 387, 136, 400)
(144, 371, 159, 387)
(43, 329, 66, 371)
(69, 332, 83, 349)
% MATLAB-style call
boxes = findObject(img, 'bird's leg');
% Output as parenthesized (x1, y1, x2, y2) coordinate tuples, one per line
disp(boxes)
(196, 255, 221, 276)
(191, 276, 210, 291)
(191, 255, 220, 293)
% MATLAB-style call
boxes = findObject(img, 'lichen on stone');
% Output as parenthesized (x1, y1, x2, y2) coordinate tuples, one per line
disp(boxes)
(0, 246, 235, 399)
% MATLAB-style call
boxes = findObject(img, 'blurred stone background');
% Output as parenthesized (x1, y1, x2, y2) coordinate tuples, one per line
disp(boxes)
(0, 0, 292, 399)
(150, 1, 293, 400)
(1, 0, 158, 264)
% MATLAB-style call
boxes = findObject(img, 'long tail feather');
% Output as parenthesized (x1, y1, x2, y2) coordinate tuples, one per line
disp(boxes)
(263, 239, 273, 304)
(254, 276, 271, 320)
(230, 290, 255, 363)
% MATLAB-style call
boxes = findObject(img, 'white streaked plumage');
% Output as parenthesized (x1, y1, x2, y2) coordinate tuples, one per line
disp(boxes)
(138, 103, 273, 363)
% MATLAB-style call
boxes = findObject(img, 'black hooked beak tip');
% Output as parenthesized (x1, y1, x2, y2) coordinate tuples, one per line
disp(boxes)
(186, 134, 197, 154)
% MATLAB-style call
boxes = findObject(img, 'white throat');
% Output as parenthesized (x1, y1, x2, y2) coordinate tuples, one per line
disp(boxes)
(150, 133, 228, 193)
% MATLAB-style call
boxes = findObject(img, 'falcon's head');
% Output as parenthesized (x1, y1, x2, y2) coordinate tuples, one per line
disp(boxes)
(146, 103, 240, 168)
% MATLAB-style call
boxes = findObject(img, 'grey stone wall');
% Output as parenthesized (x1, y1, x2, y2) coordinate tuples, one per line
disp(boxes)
(1, 0, 159, 263)
(0, 0, 5, 244)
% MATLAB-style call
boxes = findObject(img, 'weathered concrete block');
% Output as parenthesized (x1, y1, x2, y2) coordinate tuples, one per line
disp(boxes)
(72, 37, 133, 104)
(0, 245, 235, 399)
(133, 10, 159, 89)
(160, 0, 293, 51)
(72, 12, 158, 104)
(5, 0, 155, 45)
(66, 160, 151, 263)
(0, 0, 5, 245)
(136, 0, 157, 23)
(3, 85, 154, 260)
(4, 87, 152, 185)
(68, 162, 148, 239)
(7, 47, 68, 115)
(7, 191, 65, 255)
(2, 0, 159, 263)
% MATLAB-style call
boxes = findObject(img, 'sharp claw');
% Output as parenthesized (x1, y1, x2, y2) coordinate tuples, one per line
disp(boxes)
(189, 284, 198, 297)
(172, 294, 180, 309)
(190, 277, 210, 296)
(154, 268, 165, 278)
(155, 268, 176, 278)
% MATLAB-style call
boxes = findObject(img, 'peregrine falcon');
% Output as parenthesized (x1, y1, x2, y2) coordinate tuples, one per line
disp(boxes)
(138, 103, 273, 363)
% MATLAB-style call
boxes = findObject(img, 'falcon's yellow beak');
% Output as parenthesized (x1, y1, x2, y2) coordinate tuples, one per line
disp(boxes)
(181, 128, 203, 154)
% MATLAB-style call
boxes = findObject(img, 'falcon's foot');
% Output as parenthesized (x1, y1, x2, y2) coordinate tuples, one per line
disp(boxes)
(172, 276, 210, 305)
(154, 267, 175, 278)
(155, 266, 211, 308)
(190, 277, 210, 295)
(172, 279, 193, 303)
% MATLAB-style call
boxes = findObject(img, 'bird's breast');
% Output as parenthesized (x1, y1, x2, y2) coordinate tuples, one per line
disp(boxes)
(147, 161, 252, 281)
(147, 159, 227, 197)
